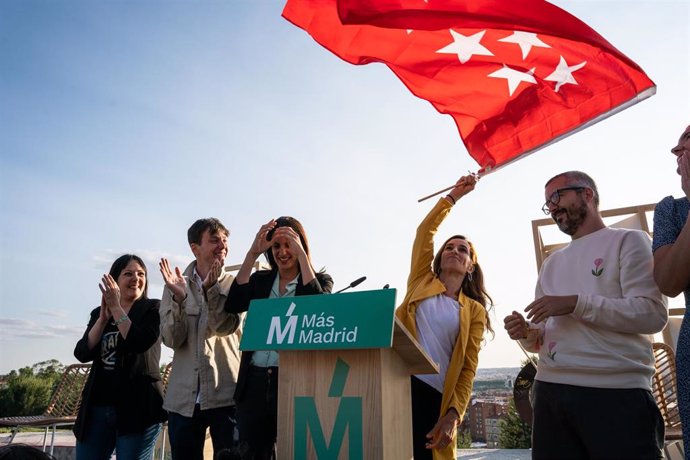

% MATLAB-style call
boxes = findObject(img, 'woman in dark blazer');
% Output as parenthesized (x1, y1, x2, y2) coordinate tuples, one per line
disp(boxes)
(225, 216, 333, 460)
(73, 254, 166, 460)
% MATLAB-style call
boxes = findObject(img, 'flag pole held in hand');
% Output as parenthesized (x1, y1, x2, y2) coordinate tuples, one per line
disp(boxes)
(418, 171, 480, 203)
(417, 184, 456, 203)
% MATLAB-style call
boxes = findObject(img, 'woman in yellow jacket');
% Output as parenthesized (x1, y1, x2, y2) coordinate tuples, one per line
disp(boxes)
(396, 174, 493, 460)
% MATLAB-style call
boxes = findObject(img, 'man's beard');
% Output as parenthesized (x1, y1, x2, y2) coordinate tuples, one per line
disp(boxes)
(554, 200, 588, 236)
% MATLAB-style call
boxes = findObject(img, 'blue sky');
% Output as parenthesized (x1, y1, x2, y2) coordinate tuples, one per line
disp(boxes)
(1, 0, 688, 374)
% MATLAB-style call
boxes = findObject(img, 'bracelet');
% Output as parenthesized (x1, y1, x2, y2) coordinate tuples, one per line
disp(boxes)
(446, 194, 456, 205)
(114, 314, 129, 326)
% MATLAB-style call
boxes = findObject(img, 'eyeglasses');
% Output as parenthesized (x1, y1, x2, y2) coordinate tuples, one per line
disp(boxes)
(541, 187, 585, 214)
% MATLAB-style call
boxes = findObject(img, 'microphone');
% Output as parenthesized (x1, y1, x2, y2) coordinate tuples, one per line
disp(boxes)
(335, 276, 366, 294)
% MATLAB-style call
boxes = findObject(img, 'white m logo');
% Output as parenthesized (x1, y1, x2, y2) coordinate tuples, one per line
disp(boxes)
(267, 302, 298, 345)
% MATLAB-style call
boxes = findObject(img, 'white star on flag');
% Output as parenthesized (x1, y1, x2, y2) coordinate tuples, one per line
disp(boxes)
(488, 65, 537, 96)
(436, 30, 494, 64)
(545, 56, 587, 92)
(498, 31, 550, 59)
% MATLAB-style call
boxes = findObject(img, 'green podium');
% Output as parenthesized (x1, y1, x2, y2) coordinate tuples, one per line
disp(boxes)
(241, 289, 438, 460)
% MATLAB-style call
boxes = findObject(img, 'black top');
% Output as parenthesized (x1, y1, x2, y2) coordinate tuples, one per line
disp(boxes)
(88, 319, 120, 406)
(73, 297, 167, 440)
(224, 269, 333, 401)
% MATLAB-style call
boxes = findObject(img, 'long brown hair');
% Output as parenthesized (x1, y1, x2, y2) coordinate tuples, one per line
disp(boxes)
(432, 235, 494, 337)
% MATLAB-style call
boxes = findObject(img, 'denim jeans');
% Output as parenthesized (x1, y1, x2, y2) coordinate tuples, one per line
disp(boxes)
(76, 406, 161, 460)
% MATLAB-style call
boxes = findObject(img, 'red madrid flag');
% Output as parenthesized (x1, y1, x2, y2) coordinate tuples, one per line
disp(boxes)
(282, 0, 655, 173)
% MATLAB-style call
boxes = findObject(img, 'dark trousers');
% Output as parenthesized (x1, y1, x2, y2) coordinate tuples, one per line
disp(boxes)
(532, 380, 664, 460)
(411, 376, 442, 460)
(76, 406, 160, 460)
(675, 313, 690, 456)
(167, 404, 236, 460)
(236, 365, 278, 460)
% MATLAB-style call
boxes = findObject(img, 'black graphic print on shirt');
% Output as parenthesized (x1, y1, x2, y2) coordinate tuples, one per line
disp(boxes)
(101, 331, 118, 371)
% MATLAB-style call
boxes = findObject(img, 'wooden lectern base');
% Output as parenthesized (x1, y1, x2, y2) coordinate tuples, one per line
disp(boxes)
(278, 348, 420, 460)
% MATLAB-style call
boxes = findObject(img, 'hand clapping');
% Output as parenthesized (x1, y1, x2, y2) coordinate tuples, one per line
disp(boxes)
(99, 274, 121, 317)
(159, 258, 187, 302)
(98, 295, 112, 323)
(202, 259, 222, 291)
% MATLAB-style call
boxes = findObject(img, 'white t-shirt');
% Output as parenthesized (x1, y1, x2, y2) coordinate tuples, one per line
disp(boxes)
(415, 294, 460, 393)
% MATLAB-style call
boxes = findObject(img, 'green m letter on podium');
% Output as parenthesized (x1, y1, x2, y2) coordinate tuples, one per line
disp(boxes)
(294, 358, 363, 459)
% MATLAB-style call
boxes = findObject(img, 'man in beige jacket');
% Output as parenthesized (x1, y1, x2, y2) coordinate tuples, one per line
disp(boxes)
(159, 218, 241, 460)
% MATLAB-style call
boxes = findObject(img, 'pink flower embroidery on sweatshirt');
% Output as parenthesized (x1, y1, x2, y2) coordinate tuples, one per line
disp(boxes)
(591, 258, 604, 277)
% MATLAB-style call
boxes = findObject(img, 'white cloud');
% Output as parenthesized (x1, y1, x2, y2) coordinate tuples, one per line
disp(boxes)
(0, 318, 83, 341)
(32, 309, 68, 318)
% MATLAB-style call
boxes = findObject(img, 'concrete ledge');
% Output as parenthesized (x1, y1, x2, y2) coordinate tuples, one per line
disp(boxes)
(458, 448, 531, 459)
(2, 432, 532, 460)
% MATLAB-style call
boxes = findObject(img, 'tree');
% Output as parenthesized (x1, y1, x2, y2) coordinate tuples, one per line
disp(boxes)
(456, 427, 472, 449)
(0, 360, 64, 417)
(32, 359, 64, 381)
(498, 398, 532, 449)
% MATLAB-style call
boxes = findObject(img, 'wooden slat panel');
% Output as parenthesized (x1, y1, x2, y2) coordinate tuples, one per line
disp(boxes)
(392, 317, 439, 375)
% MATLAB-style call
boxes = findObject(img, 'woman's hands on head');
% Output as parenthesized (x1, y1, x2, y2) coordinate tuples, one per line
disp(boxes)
(236, 219, 277, 285)
(249, 219, 277, 258)
(272, 226, 307, 260)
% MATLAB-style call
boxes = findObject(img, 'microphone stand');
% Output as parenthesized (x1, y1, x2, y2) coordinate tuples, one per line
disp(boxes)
(335, 276, 366, 294)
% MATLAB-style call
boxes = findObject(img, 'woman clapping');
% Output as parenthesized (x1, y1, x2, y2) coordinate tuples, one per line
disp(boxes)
(73, 254, 166, 460)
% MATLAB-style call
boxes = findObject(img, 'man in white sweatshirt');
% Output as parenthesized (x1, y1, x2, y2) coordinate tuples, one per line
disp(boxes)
(504, 171, 667, 459)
